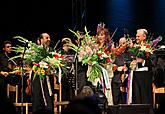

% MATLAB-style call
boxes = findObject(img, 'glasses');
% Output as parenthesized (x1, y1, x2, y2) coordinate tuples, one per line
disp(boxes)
(6, 46, 12, 48)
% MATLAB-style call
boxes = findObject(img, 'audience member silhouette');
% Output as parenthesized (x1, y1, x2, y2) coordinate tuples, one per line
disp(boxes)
(61, 96, 102, 114)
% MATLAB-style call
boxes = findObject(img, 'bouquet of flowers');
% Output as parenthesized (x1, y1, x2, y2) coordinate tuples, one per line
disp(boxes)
(68, 27, 113, 82)
(10, 36, 65, 80)
(128, 41, 153, 59)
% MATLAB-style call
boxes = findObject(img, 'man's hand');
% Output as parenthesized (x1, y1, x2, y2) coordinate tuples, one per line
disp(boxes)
(117, 66, 128, 72)
(136, 58, 144, 63)
(130, 60, 138, 70)
(0, 71, 9, 77)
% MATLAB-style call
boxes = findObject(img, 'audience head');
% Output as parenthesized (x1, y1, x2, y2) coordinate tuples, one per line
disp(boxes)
(136, 29, 148, 44)
(79, 86, 94, 97)
(61, 96, 102, 114)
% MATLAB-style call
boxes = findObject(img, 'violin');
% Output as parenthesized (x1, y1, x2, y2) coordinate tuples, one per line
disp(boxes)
(10, 64, 31, 76)
(25, 78, 31, 95)
(111, 45, 127, 57)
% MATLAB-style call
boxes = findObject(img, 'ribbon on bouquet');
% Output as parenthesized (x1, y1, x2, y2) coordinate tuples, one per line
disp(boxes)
(127, 69, 134, 104)
(100, 66, 114, 105)
(58, 66, 62, 83)
(101, 66, 111, 89)
(46, 76, 53, 96)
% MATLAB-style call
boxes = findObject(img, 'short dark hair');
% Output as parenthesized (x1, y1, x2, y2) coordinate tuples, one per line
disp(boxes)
(38, 33, 44, 40)
(3, 40, 12, 48)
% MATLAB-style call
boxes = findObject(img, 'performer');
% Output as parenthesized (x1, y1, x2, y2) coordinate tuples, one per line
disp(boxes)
(31, 33, 54, 114)
(60, 38, 77, 100)
(87, 23, 114, 105)
(0, 40, 18, 97)
(131, 29, 154, 104)
(111, 37, 133, 105)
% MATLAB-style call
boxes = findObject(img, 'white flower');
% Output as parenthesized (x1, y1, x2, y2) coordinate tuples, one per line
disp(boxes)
(39, 61, 48, 68)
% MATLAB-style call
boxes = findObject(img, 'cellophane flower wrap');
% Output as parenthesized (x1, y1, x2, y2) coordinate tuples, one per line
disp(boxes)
(10, 36, 65, 80)
(67, 27, 113, 82)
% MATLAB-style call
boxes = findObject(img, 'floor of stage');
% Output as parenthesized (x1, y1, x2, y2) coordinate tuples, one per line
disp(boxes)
(57, 104, 165, 114)
(106, 104, 164, 114)
(14, 103, 165, 114)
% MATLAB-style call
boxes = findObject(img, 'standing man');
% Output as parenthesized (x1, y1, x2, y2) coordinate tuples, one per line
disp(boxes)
(31, 33, 54, 114)
(112, 37, 132, 105)
(132, 29, 153, 104)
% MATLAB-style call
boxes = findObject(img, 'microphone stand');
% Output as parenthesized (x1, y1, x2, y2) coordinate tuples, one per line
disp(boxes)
(74, 52, 78, 96)
(20, 42, 28, 114)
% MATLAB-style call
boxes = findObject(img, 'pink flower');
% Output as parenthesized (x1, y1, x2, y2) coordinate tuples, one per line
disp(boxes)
(86, 46, 93, 56)
(79, 49, 86, 58)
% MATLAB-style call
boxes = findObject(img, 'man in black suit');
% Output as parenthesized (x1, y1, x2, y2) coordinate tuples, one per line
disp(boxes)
(0, 40, 18, 97)
(131, 29, 154, 104)
(31, 33, 54, 114)
(112, 37, 133, 105)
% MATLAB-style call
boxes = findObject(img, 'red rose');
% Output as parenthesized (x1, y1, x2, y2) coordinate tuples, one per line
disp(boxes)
(103, 47, 107, 51)
(113, 64, 118, 71)
(61, 55, 64, 59)
(106, 57, 111, 63)
(105, 51, 110, 55)
(146, 44, 151, 48)
(98, 53, 102, 57)
(34, 63, 40, 67)
(146, 52, 151, 58)
(54, 54, 59, 59)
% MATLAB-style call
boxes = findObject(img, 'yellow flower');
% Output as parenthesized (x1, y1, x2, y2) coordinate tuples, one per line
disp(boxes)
(40, 69, 45, 75)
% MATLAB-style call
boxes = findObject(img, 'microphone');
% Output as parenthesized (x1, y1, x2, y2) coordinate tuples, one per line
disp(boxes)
(24, 40, 29, 48)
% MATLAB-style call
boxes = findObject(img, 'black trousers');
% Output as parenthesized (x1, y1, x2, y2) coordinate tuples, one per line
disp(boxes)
(31, 75, 54, 114)
(112, 73, 126, 105)
(132, 71, 153, 104)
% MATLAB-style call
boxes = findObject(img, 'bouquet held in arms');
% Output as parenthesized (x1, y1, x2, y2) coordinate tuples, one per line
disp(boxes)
(10, 36, 65, 80)
(129, 36, 162, 69)
(67, 27, 113, 82)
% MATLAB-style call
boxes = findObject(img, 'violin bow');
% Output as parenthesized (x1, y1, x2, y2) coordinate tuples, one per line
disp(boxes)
(53, 40, 60, 50)
(111, 27, 118, 40)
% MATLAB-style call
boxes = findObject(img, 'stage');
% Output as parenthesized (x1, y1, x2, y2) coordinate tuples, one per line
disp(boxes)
(107, 104, 153, 114)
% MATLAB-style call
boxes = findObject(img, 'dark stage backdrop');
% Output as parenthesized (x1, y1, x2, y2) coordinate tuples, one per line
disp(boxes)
(0, 0, 165, 49)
